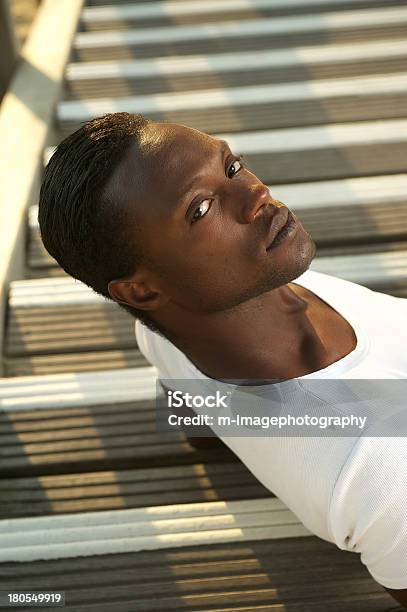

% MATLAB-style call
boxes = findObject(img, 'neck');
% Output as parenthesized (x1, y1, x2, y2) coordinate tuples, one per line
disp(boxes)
(154, 284, 327, 381)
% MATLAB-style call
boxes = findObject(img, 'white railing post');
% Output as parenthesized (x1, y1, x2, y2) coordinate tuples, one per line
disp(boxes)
(0, 0, 84, 376)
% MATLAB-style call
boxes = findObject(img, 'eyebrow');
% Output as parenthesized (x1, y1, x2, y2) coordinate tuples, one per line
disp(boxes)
(176, 140, 229, 208)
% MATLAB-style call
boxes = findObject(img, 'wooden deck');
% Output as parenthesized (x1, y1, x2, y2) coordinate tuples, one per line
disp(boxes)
(1, 0, 406, 609)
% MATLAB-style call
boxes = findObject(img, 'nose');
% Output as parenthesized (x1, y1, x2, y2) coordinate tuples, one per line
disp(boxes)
(241, 184, 273, 223)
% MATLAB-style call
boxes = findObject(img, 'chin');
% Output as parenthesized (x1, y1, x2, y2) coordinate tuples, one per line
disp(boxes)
(291, 230, 317, 276)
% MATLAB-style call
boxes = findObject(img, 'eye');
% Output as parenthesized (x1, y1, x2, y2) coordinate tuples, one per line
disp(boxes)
(189, 155, 245, 224)
(191, 198, 212, 224)
(227, 155, 245, 178)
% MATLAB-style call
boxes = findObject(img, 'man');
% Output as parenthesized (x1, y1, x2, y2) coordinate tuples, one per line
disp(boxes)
(39, 112, 407, 608)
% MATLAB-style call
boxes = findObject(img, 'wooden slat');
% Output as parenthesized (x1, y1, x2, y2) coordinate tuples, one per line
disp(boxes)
(58, 72, 407, 122)
(80, 0, 405, 30)
(5, 302, 138, 357)
(0, 401, 236, 477)
(45, 121, 407, 167)
(0, 462, 271, 518)
(67, 40, 407, 80)
(58, 119, 407, 180)
(65, 39, 407, 99)
(72, 8, 407, 62)
(3, 348, 148, 377)
(66, 58, 407, 101)
(0, 498, 312, 561)
(74, 30, 407, 63)
(0, 370, 235, 477)
(0, 537, 396, 611)
(0, 367, 158, 410)
(25, 266, 70, 279)
(73, 7, 407, 49)
(57, 82, 407, 144)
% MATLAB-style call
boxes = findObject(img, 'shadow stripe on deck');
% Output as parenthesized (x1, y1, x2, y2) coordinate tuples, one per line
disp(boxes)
(0, 537, 396, 611)
(71, 4, 407, 65)
(64, 39, 407, 98)
(73, 28, 407, 63)
(58, 119, 407, 180)
(58, 72, 407, 121)
(73, 7, 407, 48)
(0, 462, 271, 518)
(80, 0, 406, 26)
(0, 371, 236, 476)
(0, 498, 310, 561)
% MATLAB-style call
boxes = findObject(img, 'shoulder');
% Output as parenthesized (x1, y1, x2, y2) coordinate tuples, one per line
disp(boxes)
(135, 319, 192, 379)
(329, 434, 407, 589)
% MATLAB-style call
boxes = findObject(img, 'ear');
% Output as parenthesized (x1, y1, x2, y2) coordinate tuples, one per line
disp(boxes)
(108, 275, 169, 311)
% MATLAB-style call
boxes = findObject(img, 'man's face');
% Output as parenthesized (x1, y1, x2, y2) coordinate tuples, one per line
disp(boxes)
(118, 121, 316, 313)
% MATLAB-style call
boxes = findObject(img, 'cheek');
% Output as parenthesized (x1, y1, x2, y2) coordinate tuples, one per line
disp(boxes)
(173, 229, 249, 278)
(146, 219, 257, 288)
(168, 245, 254, 301)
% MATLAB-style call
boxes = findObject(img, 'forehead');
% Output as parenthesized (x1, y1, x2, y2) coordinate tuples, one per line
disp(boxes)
(119, 122, 226, 218)
(142, 121, 217, 152)
(140, 122, 221, 183)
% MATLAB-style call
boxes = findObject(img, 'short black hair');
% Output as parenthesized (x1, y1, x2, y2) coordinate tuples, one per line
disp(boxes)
(38, 112, 169, 339)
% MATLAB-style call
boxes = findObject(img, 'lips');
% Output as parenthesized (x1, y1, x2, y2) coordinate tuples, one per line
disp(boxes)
(265, 208, 290, 250)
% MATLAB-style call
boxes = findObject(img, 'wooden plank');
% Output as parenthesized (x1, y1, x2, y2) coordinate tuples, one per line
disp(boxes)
(0, 537, 395, 611)
(0, 378, 236, 475)
(57, 78, 407, 152)
(66, 40, 407, 81)
(45, 120, 407, 164)
(0, 462, 271, 518)
(0, 367, 158, 410)
(246, 143, 406, 184)
(65, 58, 407, 100)
(58, 73, 407, 123)
(0, 428, 235, 478)
(72, 19, 407, 63)
(80, 0, 405, 27)
(80, 4, 407, 32)
(75, 34, 407, 65)
(59, 119, 407, 178)
(25, 266, 70, 279)
(0, 498, 311, 561)
(65, 40, 407, 99)
(73, 7, 407, 49)
(5, 302, 138, 357)
(3, 348, 149, 377)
